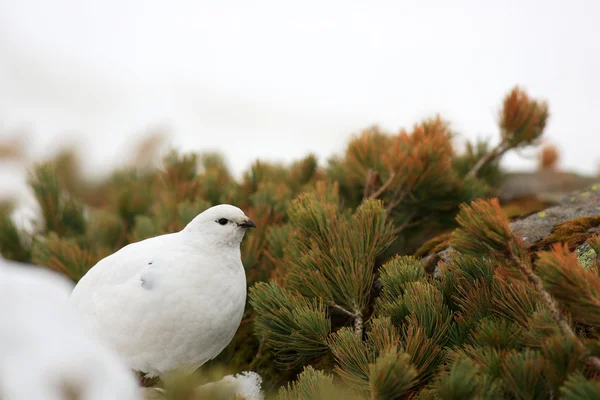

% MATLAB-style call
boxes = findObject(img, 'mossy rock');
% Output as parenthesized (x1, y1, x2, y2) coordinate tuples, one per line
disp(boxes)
(501, 194, 554, 220)
(531, 216, 600, 251)
(420, 185, 600, 272)
(577, 242, 599, 270)
(510, 184, 600, 247)
(414, 233, 454, 275)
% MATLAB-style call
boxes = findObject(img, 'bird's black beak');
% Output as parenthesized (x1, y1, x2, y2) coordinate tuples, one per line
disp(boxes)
(239, 219, 256, 229)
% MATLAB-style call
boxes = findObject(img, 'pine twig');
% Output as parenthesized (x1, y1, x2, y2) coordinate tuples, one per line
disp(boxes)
(508, 251, 600, 372)
(327, 301, 364, 336)
(362, 169, 409, 223)
(363, 169, 376, 199)
(368, 172, 396, 200)
(327, 302, 356, 318)
(385, 187, 408, 218)
(392, 212, 420, 235)
(354, 310, 364, 337)
(248, 338, 265, 370)
(466, 141, 509, 179)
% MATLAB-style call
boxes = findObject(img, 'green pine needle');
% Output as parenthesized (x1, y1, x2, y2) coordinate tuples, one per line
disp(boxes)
(369, 348, 418, 399)
(250, 282, 330, 366)
(277, 366, 360, 400)
(536, 244, 600, 327)
(560, 373, 600, 400)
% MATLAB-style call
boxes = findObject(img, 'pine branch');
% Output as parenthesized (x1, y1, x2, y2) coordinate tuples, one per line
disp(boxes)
(467, 86, 548, 179)
(248, 337, 265, 371)
(368, 348, 417, 399)
(501, 349, 547, 399)
(0, 202, 31, 262)
(367, 171, 396, 200)
(278, 366, 360, 400)
(376, 256, 424, 301)
(536, 244, 600, 326)
(354, 311, 364, 337)
(384, 186, 408, 217)
(510, 253, 570, 333)
(508, 247, 600, 373)
(327, 301, 356, 318)
(560, 373, 600, 399)
(452, 198, 600, 373)
(287, 197, 394, 317)
(329, 327, 374, 391)
(392, 212, 423, 236)
(431, 357, 501, 399)
(362, 169, 377, 199)
(361, 167, 410, 226)
(250, 282, 331, 365)
(541, 334, 582, 391)
(466, 141, 509, 179)
(326, 301, 363, 336)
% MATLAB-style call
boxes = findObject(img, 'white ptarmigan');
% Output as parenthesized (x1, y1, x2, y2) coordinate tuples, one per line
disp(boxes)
(0, 258, 139, 400)
(70, 204, 255, 378)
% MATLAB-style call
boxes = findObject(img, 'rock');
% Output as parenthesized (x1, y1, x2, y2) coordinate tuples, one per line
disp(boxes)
(577, 243, 598, 270)
(509, 184, 600, 247)
(425, 184, 600, 274)
(423, 248, 454, 277)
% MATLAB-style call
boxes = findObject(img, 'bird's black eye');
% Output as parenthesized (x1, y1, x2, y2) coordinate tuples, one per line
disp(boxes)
(217, 218, 228, 225)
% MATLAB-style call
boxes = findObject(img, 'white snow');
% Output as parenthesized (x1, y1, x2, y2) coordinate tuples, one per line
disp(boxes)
(0, 257, 140, 400)
(199, 371, 264, 400)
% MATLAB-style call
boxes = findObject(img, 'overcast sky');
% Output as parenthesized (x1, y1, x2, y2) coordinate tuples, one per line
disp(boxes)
(1, 0, 599, 185)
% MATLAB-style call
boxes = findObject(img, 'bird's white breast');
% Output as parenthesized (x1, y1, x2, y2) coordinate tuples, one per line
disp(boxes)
(71, 231, 248, 377)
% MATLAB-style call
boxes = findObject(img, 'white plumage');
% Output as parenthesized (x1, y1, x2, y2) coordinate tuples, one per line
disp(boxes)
(70, 204, 255, 378)
(0, 258, 139, 400)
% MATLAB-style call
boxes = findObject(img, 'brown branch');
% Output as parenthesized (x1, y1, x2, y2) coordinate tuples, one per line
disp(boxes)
(385, 186, 409, 218)
(363, 169, 376, 199)
(248, 338, 265, 370)
(466, 140, 510, 179)
(385, 197, 401, 216)
(509, 250, 600, 372)
(327, 301, 356, 318)
(327, 301, 363, 336)
(392, 213, 426, 235)
(368, 172, 396, 200)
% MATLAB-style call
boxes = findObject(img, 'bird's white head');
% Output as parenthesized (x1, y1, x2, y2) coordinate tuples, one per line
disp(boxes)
(184, 204, 256, 247)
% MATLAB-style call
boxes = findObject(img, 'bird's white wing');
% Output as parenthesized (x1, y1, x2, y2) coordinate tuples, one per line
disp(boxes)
(70, 233, 184, 356)
(82, 255, 175, 362)
(71, 233, 229, 373)
(70, 233, 180, 315)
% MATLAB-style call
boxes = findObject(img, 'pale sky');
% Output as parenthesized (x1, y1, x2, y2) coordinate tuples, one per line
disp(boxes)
(1, 0, 599, 188)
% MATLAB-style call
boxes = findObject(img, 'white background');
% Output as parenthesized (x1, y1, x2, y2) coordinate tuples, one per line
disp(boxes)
(1, 0, 599, 193)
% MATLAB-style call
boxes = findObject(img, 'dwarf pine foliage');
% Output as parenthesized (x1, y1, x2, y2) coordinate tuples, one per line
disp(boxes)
(252, 196, 600, 399)
(3, 86, 599, 399)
